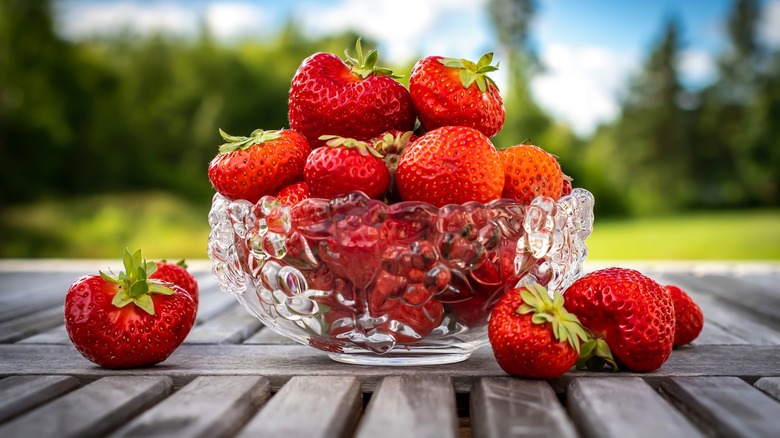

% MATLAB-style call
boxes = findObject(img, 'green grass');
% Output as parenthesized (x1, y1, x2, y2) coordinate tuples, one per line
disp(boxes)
(0, 192, 212, 260)
(1, 192, 778, 260)
(587, 209, 780, 260)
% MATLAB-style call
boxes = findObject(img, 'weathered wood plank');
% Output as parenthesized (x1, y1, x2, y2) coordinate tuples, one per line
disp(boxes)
(242, 327, 297, 345)
(0, 344, 778, 394)
(112, 376, 270, 438)
(237, 376, 360, 438)
(0, 376, 172, 438)
(738, 273, 780, 292)
(0, 306, 64, 343)
(192, 276, 235, 324)
(567, 377, 703, 438)
(664, 272, 780, 326)
(0, 375, 79, 423)
(355, 375, 458, 438)
(184, 303, 262, 344)
(755, 377, 780, 401)
(661, 376, 780, 437)
(470, 378, 577, 438)
(16, 324, 70, 345)
(655, 274, 780, 345)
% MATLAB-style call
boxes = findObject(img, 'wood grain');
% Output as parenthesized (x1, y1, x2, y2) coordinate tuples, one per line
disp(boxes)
(0, 375, 79, 423)
(355, 375, 458, 438)
(111, 376, 270, 438)
(661, 376, 780, 438)
(470, 378, 577, 438)
(183, 303, 262, 345)
(567, 377, 703, 438)
(237, 376, 361, 438)
(755, 377, 780, 401)
(0, 376, 172, 438)
(0, 306, 65, 343)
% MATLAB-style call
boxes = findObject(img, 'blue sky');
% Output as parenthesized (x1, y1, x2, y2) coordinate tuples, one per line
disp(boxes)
(57, 0, 780, 136)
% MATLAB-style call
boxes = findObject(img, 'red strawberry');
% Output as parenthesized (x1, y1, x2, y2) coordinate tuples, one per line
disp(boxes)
(409, 53, 505, 137)
(665, 285, 704, 347)
(396, 126, 504, 207)
(304, 135, 390, 200)
(276, 181, 311, 206)
(208, 128, 310, 204)
(369, 271, 444, 343)
(151, 260, 199, 308)
(488, 281, 588, 379)
(289, 38, 415, 148)
(561, 174, 573, 196)
(564, 268, 675, 372)
(498, 143, 564, 204)
(64, 249, 196, 369)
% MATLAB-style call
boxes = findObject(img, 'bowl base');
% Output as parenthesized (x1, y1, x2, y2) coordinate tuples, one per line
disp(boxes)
(328, 351, 471, 366)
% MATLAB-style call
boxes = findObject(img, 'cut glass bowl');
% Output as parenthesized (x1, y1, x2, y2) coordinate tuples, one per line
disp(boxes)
(208, 189, 594, 365)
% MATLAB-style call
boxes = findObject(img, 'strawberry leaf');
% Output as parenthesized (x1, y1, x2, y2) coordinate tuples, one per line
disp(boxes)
(112, 291, 133, 308)
(133, 294, 156, 316)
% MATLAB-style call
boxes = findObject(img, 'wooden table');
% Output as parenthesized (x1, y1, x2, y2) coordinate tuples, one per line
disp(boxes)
(1, 260, 779, 437)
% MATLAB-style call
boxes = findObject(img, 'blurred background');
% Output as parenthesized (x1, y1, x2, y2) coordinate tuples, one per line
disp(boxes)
(1, 0, 778, 260)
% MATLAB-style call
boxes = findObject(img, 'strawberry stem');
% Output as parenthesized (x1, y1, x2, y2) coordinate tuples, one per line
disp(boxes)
(217, 128, 282, 154)
(101, 249, 175, 315)
(344, 38, 401, 79)
(516, 281, 588, 353)
(439, 52, 500, 92)
(318, 135, 383, 158)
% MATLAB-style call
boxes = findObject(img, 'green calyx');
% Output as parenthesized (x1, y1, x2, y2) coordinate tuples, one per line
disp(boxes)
(318, 134, 383, 159)
(576, 336, 619, 372)
(438, 52, 500, 92)
(344, 37, 401, 79)
(100, 249, 175, 316)
(374, 131, 415, 156)
(218, 128, 282, 154)
(516, 282, 589, 354)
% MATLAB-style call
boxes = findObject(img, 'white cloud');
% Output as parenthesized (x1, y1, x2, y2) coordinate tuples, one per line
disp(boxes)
(205, 2, 269, 40)
(57, 1, 199, 39)
(530, 44, 637, 136)
(761, 0, 780, 47)
(678, 49, 716, 88)
(296, 0, 489, 63)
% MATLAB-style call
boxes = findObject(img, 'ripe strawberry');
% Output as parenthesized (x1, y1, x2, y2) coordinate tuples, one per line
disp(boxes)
(409, 53, 505, 137)
(64, 249, 196, 369)
(561, 175, 573, 196)
(665, 285, 704, 347)
(488, 281, 588, 379)
(208, 128, 310, 204)
(151, 259, 199, 308)
(369, 271, 444, 344)
(396, 126, 504, 207)
(304, 135, 390, 200)
(564, 267, 675, 372)
(289, 39, 415, 148)
(276, 181, 311, 206)
(498, 143, 564, 204)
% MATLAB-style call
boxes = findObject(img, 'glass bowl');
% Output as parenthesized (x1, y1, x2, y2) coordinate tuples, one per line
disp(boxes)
(208, 189, 594, 366)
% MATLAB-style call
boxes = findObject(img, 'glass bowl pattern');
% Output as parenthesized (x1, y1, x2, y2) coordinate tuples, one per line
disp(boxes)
(208, 188, 594, 365)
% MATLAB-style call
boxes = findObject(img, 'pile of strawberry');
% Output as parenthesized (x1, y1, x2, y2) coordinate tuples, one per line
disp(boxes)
(489, 268, 704, 378)
(207, 39, 569, 210)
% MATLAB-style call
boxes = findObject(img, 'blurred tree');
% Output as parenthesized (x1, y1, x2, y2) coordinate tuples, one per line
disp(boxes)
(488, 0, 552, 149)
(696, 0, 779, 207)
(596, 17, 697, 214)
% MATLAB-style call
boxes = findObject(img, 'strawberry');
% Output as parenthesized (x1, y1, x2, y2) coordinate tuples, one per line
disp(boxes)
(498, 143, 564, 204)
(150, 259, 199, 308)
(64, 249, 196, 369)
(561, 175, 573, 197)
(369, 271, 444, 343)
(409, 53, 505, 137)
(488, 281, 588, 379)
(396, 126, 504, 207)
(208, 128, 310, 204)
(276, 181, 311, 206)
(665, 284, 704, 347)
(564, 267, 675, 372)
(304, 135, 390, 200)
(289, 38, 415, 148)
